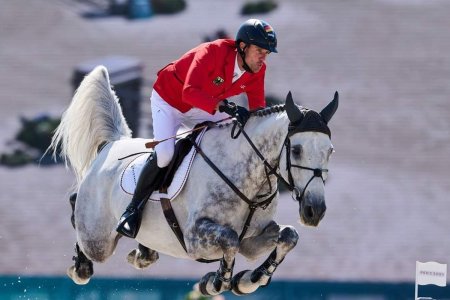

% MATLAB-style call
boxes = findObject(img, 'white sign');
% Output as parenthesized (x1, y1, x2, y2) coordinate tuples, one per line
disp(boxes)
(416, 261, 447, 287)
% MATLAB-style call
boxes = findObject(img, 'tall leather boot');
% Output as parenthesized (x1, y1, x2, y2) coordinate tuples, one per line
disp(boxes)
(116, 153, 165, 238)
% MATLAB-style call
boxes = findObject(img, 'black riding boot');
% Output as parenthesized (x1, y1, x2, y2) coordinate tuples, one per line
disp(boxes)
(116, 154, 165, 238)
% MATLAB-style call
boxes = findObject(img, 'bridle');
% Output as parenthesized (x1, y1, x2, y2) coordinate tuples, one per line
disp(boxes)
(234, 118, 328, 205)
(281, 136, 328, 203)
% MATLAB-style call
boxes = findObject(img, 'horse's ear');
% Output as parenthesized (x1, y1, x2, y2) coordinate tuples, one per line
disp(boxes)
(320, 91, 339, 124)
(285, 91, 303, 124)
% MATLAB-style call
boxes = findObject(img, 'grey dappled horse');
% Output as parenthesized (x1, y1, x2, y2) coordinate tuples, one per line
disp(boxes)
(50, 66, 338, 296)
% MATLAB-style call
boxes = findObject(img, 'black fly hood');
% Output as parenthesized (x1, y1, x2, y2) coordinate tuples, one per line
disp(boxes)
(285, 91, 339, 138)
(288, 109, 331, 138)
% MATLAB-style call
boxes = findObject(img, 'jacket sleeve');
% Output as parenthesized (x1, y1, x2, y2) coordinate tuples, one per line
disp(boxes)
(245, 65, 266, 110)
(181, 44, 219, 114)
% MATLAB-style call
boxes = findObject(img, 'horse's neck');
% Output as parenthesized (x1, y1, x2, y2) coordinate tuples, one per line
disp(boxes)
(201, 113, 288, 199)
(244, 113, 289, 163)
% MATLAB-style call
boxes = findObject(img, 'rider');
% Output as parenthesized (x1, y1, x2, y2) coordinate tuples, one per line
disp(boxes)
(116, 19, 278, 238)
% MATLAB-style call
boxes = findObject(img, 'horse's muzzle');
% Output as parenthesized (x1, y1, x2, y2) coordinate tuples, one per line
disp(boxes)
(299, 194, 326, 227)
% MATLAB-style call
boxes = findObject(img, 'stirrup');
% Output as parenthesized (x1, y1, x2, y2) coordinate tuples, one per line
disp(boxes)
(116, 207, 141, 238)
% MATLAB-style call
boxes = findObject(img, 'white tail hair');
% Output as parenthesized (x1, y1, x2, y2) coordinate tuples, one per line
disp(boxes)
(49, 66, 132, 184)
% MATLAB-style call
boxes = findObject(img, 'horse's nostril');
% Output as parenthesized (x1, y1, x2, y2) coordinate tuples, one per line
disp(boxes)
(305, 205, 314, 219)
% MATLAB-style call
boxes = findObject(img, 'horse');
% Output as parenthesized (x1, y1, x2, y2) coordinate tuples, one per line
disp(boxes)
(50, 66, 338, 296)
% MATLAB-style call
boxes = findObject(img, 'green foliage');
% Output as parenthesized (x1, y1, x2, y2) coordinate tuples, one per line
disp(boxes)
(0, 149, 35, 167)
(0, 115, 61, 167)
(241, 0, 278, 15)
(152, 0, 186, 14)
(16, 116, 60, 153)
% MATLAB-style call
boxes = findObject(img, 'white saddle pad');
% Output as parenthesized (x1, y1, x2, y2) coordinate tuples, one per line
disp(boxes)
(120, 128, 207, 202)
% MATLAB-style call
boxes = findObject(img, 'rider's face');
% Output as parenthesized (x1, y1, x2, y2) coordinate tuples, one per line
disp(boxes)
(239, 43, 270, 73)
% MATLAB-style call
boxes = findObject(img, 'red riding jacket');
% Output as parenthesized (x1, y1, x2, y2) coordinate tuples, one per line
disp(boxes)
(153, 39, 266, 114)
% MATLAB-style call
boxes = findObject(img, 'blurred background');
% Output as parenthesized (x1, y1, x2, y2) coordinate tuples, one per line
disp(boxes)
(0, 0, 449, 299)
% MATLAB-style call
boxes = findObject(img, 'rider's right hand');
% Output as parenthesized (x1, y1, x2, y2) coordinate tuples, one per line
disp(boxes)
(218, 99, 237, 115)
(219, 100, 250, 127)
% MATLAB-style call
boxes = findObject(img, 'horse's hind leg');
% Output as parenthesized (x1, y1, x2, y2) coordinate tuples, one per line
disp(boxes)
(127, 243, 159, 269)
(69, 193, 77, 229)
(67, 243, 94, 285)
(67, 193, 94, 284)
(231, 224, 299, 295)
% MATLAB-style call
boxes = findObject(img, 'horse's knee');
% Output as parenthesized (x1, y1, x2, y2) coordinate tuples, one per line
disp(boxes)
(188, 218, 239, 256)
(217, 227, 239, 251)
(278, 226, 299, 252)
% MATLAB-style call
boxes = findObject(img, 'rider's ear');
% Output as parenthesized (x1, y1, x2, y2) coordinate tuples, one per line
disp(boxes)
(239, 42, 247, 52)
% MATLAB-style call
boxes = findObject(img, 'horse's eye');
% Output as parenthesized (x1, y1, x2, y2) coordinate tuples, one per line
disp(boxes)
(291, 145, 302, 157)
(328, 146, 335, 157)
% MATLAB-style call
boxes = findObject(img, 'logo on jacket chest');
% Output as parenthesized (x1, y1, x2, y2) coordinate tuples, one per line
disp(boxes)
(213, 76, 224, 86)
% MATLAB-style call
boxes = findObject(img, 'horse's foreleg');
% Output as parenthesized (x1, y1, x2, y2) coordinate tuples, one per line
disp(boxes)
(67, 243, 94, 285)
(127, 243, 159, 269)
(239, 220, 280, 259)
(189, 218, 239, 296)
(231, 224, 299, 295)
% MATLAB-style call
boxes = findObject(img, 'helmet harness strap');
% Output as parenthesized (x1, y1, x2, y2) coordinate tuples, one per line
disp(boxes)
(237, 44, 254, 74)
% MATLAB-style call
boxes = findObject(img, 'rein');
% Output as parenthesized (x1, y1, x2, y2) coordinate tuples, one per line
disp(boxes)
(191, 136, 278, 242)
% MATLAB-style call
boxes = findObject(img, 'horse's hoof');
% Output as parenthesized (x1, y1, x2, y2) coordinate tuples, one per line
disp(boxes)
(126, 249, 158, 269)
(67, 265, 90, 285)
(261, 275, 272, 288)
(198, 272, 218, 296)
(231, 270, 255, 295)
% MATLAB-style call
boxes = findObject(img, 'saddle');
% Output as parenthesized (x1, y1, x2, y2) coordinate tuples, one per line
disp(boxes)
(120, 126, 207, 201)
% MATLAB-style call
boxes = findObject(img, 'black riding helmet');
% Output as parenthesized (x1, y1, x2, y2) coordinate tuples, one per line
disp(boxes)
(236, 19, 278, 53)
(235, 19, 277, 73)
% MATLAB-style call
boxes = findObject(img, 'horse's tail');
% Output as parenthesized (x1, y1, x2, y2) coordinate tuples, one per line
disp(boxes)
(49, 66, 132, 184)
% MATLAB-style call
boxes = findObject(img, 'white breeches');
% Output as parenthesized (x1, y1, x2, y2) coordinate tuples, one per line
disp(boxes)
(151, 90, 229, 168)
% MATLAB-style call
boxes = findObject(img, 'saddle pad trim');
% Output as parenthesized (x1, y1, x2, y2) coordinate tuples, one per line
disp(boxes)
(120, 128, 207, 202)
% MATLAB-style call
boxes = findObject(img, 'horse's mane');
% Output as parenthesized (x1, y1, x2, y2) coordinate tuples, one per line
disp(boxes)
(253, 104, 286, 117)
(251, 104, 310, 119)
(214, 104, 287, 130)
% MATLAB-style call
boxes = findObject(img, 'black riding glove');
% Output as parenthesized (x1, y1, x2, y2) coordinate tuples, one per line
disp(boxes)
(234, 105, 250, 126)
(219, 100, 250, 126)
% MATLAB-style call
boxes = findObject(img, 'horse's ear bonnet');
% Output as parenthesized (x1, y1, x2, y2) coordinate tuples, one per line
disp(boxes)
(285, 91, 303, 125)
(320, 91, 339, 125)
(285, 91, 339, 138)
